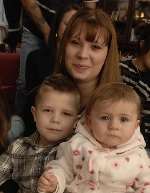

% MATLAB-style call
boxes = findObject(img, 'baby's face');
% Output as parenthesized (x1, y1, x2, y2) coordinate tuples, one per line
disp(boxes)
(86, 99, 140, 148)
(32, 88, 78, 145)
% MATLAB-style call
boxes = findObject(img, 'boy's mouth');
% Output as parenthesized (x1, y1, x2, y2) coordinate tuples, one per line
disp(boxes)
(47, 128, 61, 132)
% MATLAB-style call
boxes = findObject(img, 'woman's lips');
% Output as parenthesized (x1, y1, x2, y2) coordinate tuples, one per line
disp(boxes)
(73, 64, 90, 72)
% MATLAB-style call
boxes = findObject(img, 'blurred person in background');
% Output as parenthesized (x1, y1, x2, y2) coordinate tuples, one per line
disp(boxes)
(3, 0, 74, 116)
(23, 4, 80, 135)
(120, 24, 150, 150)
(25, 4, 80, 93)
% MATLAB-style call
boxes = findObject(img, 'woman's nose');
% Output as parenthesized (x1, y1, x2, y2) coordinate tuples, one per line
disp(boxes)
(77, 45, 88, 59)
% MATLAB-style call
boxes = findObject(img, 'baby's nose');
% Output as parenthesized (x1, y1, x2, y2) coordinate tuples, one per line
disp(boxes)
(109, 119, 119, 130)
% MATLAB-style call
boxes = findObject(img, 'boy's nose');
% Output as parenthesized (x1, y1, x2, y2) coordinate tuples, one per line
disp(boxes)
(51, 112, 60, 123)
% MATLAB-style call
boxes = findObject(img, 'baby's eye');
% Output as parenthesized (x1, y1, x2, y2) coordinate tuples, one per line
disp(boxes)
(120, 117, 129, 122)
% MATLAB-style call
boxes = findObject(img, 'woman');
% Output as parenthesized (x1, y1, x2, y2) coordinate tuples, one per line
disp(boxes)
(55, 8, 121, 110)
(120, 24, 150, 149)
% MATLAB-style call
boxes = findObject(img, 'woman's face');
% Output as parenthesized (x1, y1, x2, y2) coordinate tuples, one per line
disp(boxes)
(143, 50, 150, 70)
(65, 27, 108, 84)
(58, 9, 77, 41)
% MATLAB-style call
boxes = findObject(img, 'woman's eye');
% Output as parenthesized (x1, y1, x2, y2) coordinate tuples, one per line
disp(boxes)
(70, 39, 80, 45)
(92, 44, 102, 50)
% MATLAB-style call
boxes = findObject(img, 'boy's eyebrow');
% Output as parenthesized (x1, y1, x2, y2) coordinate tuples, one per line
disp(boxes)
(38, 104, 52, 109)
(40, 105, 77, 112)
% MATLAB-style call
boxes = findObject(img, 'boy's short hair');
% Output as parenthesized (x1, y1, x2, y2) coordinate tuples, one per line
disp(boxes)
(86, 82, 142, 119)
(34, 74, 80, 111)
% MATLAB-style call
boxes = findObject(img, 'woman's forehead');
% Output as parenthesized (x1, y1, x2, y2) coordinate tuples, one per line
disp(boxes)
(70, 23, 109, 45)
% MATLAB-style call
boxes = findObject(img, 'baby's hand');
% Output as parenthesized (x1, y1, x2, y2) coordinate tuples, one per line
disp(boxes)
(38, 171, 58, 193)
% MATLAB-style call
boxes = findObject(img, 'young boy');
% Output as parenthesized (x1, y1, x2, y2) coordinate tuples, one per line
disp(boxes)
(0, 74, 80, 193)
(38, 83, 150, 193)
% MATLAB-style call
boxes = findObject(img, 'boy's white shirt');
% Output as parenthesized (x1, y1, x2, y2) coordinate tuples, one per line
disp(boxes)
(45, 120, 150, 193)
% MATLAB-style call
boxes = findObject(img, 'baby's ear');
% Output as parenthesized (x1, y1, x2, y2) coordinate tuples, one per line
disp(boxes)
(137, 119, 140, 127)
(85, 113, 91, 126)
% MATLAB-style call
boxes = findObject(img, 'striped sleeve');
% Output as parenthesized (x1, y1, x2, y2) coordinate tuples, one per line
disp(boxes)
(120, 59, 150, 148)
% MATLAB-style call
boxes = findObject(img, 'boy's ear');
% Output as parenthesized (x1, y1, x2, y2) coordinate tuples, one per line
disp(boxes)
(31, 106, 36, 122)
(85, 114, 91, 126)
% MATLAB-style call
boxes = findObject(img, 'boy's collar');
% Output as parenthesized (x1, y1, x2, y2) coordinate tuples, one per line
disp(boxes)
(24, 131, 74, 148)
(24, 132, 53, 148)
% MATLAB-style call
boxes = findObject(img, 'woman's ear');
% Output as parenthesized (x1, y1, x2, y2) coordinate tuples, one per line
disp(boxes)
(139, 40, 144, 49)
(31, 106, 36, 122)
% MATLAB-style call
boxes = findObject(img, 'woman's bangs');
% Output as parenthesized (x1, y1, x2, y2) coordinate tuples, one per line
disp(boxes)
(68, 18, 110, 45)
(85, 23, 110, 45)
(68, 18, 83, 38)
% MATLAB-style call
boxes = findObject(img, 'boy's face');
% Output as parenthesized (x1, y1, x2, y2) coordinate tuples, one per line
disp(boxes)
(86, 100, 140, 148)
(31, 88, 78, 145)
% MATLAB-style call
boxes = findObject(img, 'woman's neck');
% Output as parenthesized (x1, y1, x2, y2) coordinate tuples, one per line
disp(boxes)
(77, 80, 97, 109)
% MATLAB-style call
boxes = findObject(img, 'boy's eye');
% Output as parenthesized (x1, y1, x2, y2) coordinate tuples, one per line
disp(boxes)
(63, 112, 73, 117)
(120, 117, 129, 122)
(100, 115, 110, 120)
(43, 109, 52, 112)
